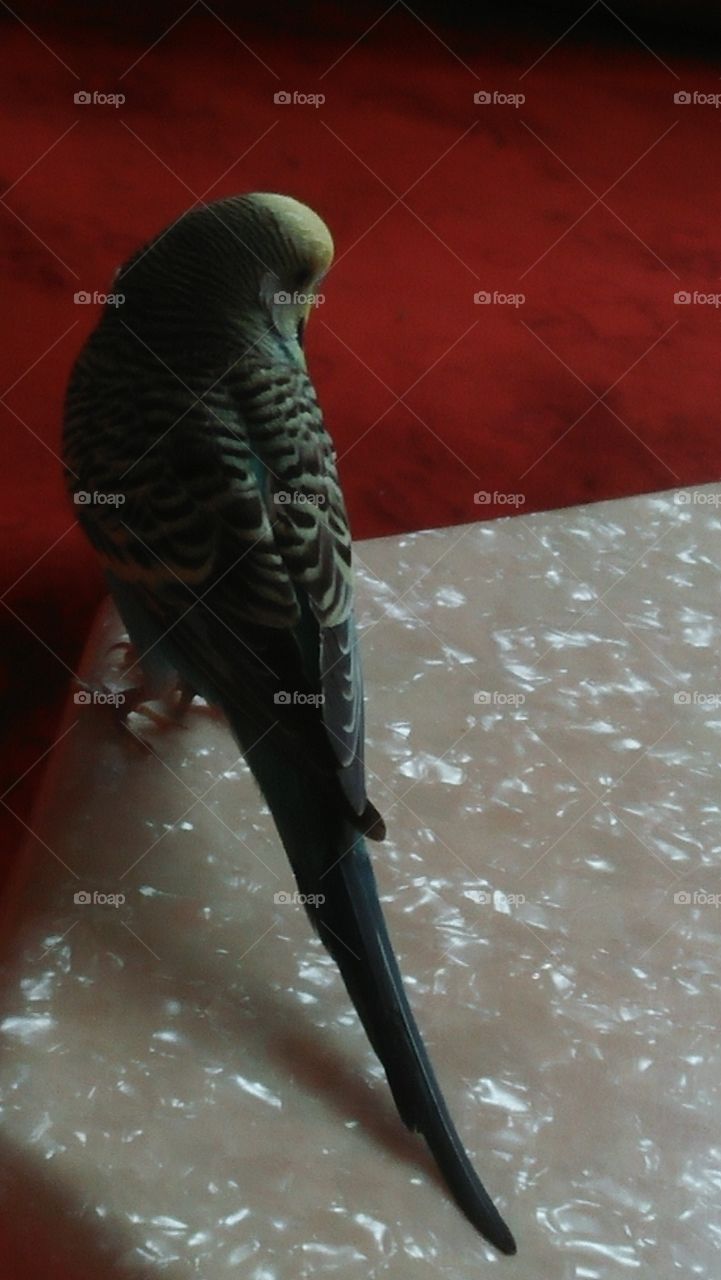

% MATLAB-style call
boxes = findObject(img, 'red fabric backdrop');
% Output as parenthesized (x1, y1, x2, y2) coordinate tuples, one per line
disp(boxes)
(1, 5, 720, 872)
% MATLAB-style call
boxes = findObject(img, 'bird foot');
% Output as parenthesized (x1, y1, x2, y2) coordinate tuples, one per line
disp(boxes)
(72, 672, 194, 755)
(74, 637, 221, 750)
(121, 684, 194, 731)
(106, 638, 199, 728)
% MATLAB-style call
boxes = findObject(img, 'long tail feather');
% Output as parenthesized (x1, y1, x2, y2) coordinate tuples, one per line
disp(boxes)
(316, 837, 516, 1255)
(238, 729, 516, 1256)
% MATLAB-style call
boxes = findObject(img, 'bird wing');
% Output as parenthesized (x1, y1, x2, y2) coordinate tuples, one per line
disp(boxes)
(228, 357, 372, 818)
(65, 356, 378, 828)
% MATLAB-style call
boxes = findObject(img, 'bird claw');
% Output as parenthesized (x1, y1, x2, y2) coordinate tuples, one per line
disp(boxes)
(72, 671, 194, 755)
(122, 686, 191, 731)
(106, 638, 142, 679)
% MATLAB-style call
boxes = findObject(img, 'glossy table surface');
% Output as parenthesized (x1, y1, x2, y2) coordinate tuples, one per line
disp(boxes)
(1, 484, 719, 1278)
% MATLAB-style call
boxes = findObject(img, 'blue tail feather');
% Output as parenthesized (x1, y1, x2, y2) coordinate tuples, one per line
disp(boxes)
(237, 724, 516, 1256)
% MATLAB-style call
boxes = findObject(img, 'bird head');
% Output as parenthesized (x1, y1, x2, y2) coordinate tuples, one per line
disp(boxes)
(252, 192, 333, 358)
(111, 192, 334, 367)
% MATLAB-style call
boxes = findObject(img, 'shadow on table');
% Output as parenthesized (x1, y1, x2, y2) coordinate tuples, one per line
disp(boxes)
(0, 1134, 155, 1280)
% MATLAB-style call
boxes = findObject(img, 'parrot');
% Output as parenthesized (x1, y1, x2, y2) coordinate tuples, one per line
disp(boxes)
(62, 192, 516, 1256)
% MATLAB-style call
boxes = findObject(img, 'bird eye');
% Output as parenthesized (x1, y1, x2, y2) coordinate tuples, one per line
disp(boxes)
(297, 316, 306, 346)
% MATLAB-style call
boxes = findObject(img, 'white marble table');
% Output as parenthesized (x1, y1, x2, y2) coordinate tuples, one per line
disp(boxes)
(1, 484, 719, 1278)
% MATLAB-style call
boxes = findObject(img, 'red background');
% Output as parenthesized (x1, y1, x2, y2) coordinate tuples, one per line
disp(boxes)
(1, 3, 720, 876)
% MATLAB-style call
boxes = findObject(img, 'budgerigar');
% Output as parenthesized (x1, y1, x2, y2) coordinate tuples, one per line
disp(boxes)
(62, 193, 516, 1256)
